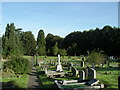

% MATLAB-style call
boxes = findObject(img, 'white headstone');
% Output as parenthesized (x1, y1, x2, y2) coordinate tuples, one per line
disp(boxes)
(45, 68, 47, 74)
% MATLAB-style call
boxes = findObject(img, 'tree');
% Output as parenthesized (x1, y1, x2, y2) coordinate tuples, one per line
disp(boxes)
(46, 33, 63, 55)
(51, 42, 59, 56)
(21, 31, 36, 55)
(87, 50, 106, 65)
(2, 23, 23, 57)
(62, 25, 120, 56)
(3, 56, 31, 74)
(59, 49, 67, 56)
(37, 30, 46, 56)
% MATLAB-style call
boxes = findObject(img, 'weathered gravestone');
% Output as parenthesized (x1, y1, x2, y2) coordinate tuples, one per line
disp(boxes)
(83, 67, 89, 79)
(82, 57, 84, 61)
(81, 61, 84, 67)
(78, 70, 85, 80)
(92, 63, 95, 69)
(45, 68, 47, 74)
(88, 68, 96, 79)
(86, 79, 99, 86)
(70, 62, 73, 67)
(71, 67, 78, 76)
(68, 62, 73, 71)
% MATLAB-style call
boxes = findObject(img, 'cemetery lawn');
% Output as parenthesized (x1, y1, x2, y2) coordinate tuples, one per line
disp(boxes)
(96, 67, 120, 88)
(2, 56, 32, 89)
(2, 74, 29, 89)
(37, 56, 119, 89)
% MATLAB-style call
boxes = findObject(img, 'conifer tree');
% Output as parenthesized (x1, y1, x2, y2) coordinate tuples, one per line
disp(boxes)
(51, 42, 59, 56)
(37, 30, 46, 56)
(20, 31, 36, 55)
(2, 23, 23, 57)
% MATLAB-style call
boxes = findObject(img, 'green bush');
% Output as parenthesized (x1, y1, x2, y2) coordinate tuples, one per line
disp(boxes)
(3, 56, 31, 74)
(2, 68, 15, 77)
(87, 50, 106, 64)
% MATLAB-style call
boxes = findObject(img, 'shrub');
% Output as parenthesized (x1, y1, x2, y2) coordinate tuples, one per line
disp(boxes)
(3, 56, 31, 74)
(87, 50, 106, 64)
(2, 68, 15, 77)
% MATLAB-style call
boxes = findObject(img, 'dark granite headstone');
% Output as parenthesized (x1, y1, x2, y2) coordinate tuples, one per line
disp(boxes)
(86, 79, 99, 86)
(118, 76, 120, 90)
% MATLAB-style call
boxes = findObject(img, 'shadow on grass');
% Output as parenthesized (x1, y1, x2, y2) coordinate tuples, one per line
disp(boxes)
(2, 81, 25, 90)
(96, 67, 120, 71)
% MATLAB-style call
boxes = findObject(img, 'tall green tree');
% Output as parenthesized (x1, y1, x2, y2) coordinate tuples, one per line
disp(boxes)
(37, 30, 46, 56)
(21, 31, 36, 55)
(51, 42, 59, 56)
(87, 50, 106, 65)
(2, 23, 23, 57)
(46, 33, 63, 55)
(59, 49, 67, 56)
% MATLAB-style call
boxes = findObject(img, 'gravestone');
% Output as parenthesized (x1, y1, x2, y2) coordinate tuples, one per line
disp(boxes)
(79, 70, 85, 80)
(81, 61, 84, 67)
(86, 79, 99, 86)
(82, 57, 85, 61)
(68, 62, 73, 71)
(70, 62, 73, 67)
(56, 54, 63, 72)
(83, 67, 89, 79)
(45, 68, 47, 74)
(88, 68, 96, 79)
(92, 63, 95, 69)
(71, 67, 78, 76)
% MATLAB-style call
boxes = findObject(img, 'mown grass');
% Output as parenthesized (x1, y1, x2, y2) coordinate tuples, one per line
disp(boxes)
(38, 74, 55, 88)
(96, 67, 120, 88)
(2, 74, 29, 89)
(97, 74, 118, 88)
(22, 56, 32, 61)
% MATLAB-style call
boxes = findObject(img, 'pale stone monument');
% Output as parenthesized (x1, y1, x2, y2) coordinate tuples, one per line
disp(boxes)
(56, 54, 63, 72)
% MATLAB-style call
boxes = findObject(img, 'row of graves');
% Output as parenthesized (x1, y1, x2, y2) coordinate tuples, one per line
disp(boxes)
(39, 55, 104, 89)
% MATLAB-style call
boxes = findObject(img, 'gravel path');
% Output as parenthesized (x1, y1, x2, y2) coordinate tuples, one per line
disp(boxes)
(27, 56, 42, 90)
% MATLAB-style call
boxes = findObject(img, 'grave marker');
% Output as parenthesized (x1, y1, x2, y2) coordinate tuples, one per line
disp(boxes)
(79, 70, 85, 80)
(56, 54, 63, 72)
(88, 68, 96, 79)
(71, 67, 78, 76)
(81, 61, 84, 67)
(86, 79, 99, 86)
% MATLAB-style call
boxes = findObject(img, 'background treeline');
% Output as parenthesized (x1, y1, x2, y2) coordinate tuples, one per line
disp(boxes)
(1, 23, 120, 58)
